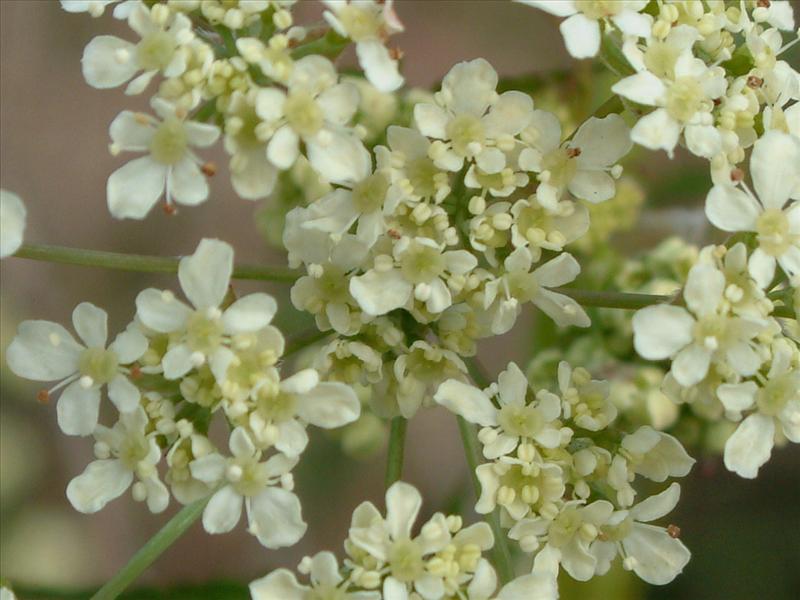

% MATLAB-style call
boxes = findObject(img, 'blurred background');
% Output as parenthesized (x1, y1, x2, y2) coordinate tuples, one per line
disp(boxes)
(1, 1, 798, 598)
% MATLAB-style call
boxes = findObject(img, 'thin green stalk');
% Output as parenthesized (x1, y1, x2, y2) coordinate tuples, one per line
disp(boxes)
(90, 495, 212, 600)
(456, 415, 515, 585)
(385, 417, 408, 487)
(14, 243, 299, 283)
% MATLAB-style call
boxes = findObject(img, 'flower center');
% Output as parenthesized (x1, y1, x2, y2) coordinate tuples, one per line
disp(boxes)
(756, 208, 792, 256)
(497, 404, 543, 438)
(137, 31, 177, 72)
(150, 117, 188, 165)
(338, 5, 382, 42)
(78, 347, 119, 385)
(118, 435, 150, 470)
(255, 387, 298, 423)
(579, 0, 625, 19)
(666, 77, 705, 122)
(406, 156, 440, 198)
(756, 374, 795, 416)
(601, 515, 634, 542)
(186, 310, 224, 354)
(388, 538, 425, 583)
(548, 506, 583, 548)
(315, 266, 351, 304)
(352, 172, 389, 214)
(692, 315, 729, 351)
(506, 271, 539, 303)
(284, 91, 324, 138)
(446, 114, 485, 157)
(541, 148, 578, 188)
(229, 459, 269, 497)
(498, 463, 563, 511)
(400, 241, 446, 284)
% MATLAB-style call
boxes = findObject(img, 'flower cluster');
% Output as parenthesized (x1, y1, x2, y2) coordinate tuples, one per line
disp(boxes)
(6, 238, 361, 547)
(250, 481, 557, 600)
(435, 361, 694, 586)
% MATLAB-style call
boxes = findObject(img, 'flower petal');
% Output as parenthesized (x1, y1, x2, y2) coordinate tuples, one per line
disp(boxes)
(179, 238, 233, 309)
(222, 293, 278, 334)
(72, 302, 109, 348)
(296, 382, 361, 428)
(135, 288, 192, 333)
(107, 156, 167, 219)
(203, 485, 243, 534)
(723, 413, 775, 478)
(434, 379, 498, 426)
(6, 320, 83, 381)
(169, 159, 209, 207)
(386, 481, 422, 540)
(249, 487, 307, 548)
(57, 381, 101, 436)
(81, 35, 138, 88)
(632, 305, 693, 360)
(66, 459, 133, 513)
(705, 185, 760, 232)
(108, 375, 140, 413)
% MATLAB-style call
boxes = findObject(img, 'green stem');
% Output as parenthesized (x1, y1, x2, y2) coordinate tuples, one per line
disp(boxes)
(12, 244, 796, 319)
(456, 416, 515, 585)
(385, 417, 408, 487)
(14, 243, 299, 283)
(90, 495, 211, 600)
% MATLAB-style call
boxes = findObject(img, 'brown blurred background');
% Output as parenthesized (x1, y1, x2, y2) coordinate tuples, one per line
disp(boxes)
(1, 1, 798, 598)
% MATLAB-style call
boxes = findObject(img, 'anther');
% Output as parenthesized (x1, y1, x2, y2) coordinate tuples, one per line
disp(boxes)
(746, 75, 764, 89)
(667, 524, 681, 539)
(201, 162, 217, 177)
(129, 364, 143, 380)
(37, 389, 50, 404)
(162, 202, 177, 216)
(566, 147, 581, 158)
(730, 168, 745, 182)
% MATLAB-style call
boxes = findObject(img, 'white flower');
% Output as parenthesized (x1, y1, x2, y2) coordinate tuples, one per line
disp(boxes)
(721, 339, 800, 478)
(632, 263, 766, 386)
(484, 247, 590, 333)
(350, 237, 477, 316)
(250, 551, 381, 600)
(510, 499, 615, 581)
(107, 99, 220, 219)
(557, 362, 617, 431)
(494, 573, 558, 600)
(435, 362, 564, 459)
(510, 195, 589, 257)
(348, 481, 454, 600)
(223, 90, 279, 201)
(518, 0, 652, 59)
(81, 2, 194, 94)
(67, 407, 169, 513)
(393, 341, 467, 418)
(135, 238, 278, 380)
(7, 303, 147, 436)
(518, 114, 632, 207)
(612, 50, 727, 158)
(0, 189, 26, 258)
(255, 56, 369, 184)
(245, 367, 361, 457)
(705, 131, 800, 287)
(414, 58, 534, 173)
(592, 483, 691, 585)
(190, 427, 307, 548)
(323, 0, 405, 92)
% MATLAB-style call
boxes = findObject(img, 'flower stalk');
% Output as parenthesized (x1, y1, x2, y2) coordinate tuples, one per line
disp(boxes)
(385, 416, 408, 487)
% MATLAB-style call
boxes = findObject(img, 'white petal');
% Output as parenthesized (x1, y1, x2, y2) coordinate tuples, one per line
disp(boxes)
(296, 382, 361, 428)
(611, 72, 666, 106)
(249, 570, 307, 600)
(72, 302, 108, 348)
(230, 426, 257, 457)
(498, 363, 528, 407)
(750, 131, 799, 209)
(179, 238, 233, 309)
(630, 109, 680, 156)
(281, 369, 319, 394)
(684, 264, 725, 316)
(476, 147, 506, 174)
(67, 459, 133, 513)
(109, 327, 148, 364)
(107, 156, 167, 219)
(162, 344, 194, 379)
(630, 482, 680, 522)
(632, 305, 693, 360)
(108, 375, 140, 412)
(386, 481, 421, 540)
(0, 189, 26, 257)
(705, 185, 760, 232)
(274, 420, 309, 457)
(203, 485, 243, 533)
(307, 130, 371, 186)
(356, 40, 404, 92)
(748, 248, 776, 289)
(434, 379, 498, 426)
(144, 475, 170, 513)
(533, 289, 591, 328)
(497, 572, 558, 600)
(255, 88, 286, 122)
(81, 35, 138, 88)
(231, 148, 278, 200)
(169, 159, 209, 207)
(6, 320, 83, 381)
(533, 252, 580, 287)
(684, 124, 722, 159)
(413, 103, 449, 139)
(611, 10, 653, 38)
(109, 111, 153, 151)
(222, 293, 277, 334)
(57, 381, 101, 436)
(572, 114, 632, 168)
(671, 344, 711, 387)
(135, 288, 192, 332)
(483, 91, 534, 137)
(184, 121, 221, 148)
(267, 125, 300, 170)
(568, 170, 615, 203)
(189, 453, 227, 484)
(716, 381, 757, 413)
(559, 13, 600, 58)
(318, 82, 360, 125)
(383, 577, 408, 600)
(250, 487, 307, 548)
(723, 413, 775, 478)
(622, 524, 691, 585)
(350, 269, 412, 315)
